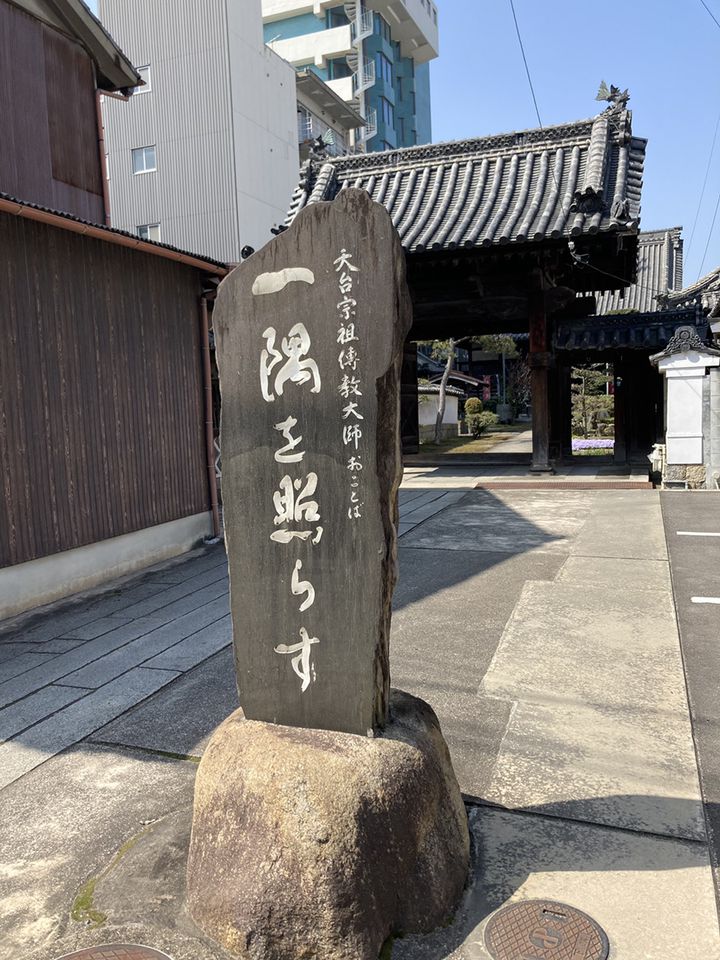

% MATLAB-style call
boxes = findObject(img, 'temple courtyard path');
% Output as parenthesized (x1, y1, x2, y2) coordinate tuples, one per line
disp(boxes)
(0, 481, 718, 958)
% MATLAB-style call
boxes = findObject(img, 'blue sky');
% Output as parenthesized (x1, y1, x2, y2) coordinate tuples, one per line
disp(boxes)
(429, 0, 720, 285)
(92, 0, 720, 285)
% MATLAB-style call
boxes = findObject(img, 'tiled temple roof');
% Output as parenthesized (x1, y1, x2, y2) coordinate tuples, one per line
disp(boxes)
(595, 227, 683, 314)
(555, 307, 704, 352)
(418, 383, 465, 397)
(284, 105, 646, 253)
(661, 263, 720, 316)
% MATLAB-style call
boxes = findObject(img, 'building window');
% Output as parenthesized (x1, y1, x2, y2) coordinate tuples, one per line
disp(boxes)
(380, 140, 394, 151)
(298, 105, 314, 141)
(374, 12, 392, 43)
(136, 223, 160, 241)
(326, 7, 349, 28)
(377, 52, 392, 85)
(132, 145, 156, 174)
(133, 65, 151, 95)
(328, 57, 351, 80)
(379, 96, 394, 128)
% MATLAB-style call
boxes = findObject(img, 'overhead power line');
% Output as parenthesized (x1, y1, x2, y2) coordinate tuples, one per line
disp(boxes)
(686, 107, 720, 259)
(507, 0, 666, 298)
(697, 187, 720, 280)
(508, 0, 542, 128)
(568, 251, 680, 303)
(699, 0, 720, 31)
(507, 0, 574, 220)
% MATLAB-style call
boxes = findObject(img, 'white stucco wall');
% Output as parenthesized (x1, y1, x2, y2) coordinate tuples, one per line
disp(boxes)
(657, 350, 720, 465)
(418, 394, 458, 427)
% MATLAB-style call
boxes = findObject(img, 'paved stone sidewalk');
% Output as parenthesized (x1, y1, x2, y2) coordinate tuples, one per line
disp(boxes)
(0, 479, 718, 959)
(0, 489, 456, 790)
(481, 427, 533, 454)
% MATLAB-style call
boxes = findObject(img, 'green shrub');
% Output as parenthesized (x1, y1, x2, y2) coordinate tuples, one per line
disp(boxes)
(465, 410, 499, 437)
(483, 398, 498, 414)
(464, 397, 483, 416)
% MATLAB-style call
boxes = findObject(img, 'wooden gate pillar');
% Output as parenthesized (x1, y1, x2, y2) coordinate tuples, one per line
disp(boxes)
(613, 358, 627, 465)
(529, 281, 553, 473)
(400, 338, 419, 455)
(549, 359, 573, 462)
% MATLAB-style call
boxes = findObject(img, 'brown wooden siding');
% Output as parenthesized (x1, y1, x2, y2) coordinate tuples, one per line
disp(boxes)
(0, 0, 104, 222)
(0, 211, 209, 568)
(43, 25, 104, 196)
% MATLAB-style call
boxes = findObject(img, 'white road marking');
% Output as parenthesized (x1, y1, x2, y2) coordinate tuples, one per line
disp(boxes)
(691, 597, 720, 604)
(677, 531, 720, 537)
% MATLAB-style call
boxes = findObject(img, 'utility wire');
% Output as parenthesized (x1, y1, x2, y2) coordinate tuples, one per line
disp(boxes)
(697, 187, 720, 280)
(508, 0, 667, 300)
(686, 107, 720, 258)
(568, 250, 685, 303)
(507, 0, 571, 223)
(689, 0, 720, 278)
(508, 0, 542, 128)
(699, 0, 720, 31)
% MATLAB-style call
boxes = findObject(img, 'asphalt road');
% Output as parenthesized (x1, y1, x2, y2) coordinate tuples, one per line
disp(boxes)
(662, 491, 720, 915)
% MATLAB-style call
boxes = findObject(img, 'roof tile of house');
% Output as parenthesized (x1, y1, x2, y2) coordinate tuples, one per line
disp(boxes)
(595, 227, 683, 315)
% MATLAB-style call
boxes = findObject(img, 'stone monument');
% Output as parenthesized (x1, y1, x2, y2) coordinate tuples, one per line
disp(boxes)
(187, 190, 469, 960)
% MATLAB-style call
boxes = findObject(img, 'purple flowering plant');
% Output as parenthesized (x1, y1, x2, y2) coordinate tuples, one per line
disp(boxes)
(572, 438, 615, 450)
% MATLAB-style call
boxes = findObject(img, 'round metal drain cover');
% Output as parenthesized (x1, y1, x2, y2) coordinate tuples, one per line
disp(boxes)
(484, 900, 609, 960)
(53, 946, 173, 960)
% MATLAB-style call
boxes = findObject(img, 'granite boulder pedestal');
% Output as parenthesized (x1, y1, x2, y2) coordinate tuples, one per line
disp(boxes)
(187, 691, 469, 960)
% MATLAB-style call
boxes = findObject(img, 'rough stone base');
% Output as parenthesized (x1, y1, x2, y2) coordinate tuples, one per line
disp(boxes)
(663, 463, 707, 489)
(186, 690, 470, 960)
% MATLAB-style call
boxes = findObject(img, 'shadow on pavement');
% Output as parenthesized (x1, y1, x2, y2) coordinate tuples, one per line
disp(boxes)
(0, 489, 571, 773)
(27, 795, 718, 960)
(393, 797, 718, 959)
(395, 488, 569, 612)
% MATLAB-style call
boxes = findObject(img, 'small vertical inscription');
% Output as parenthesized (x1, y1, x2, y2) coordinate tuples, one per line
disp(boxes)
(335, 247, 365, 521)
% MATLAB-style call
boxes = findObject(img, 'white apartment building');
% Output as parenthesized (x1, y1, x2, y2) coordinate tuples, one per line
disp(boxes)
(99, 0, 300, 262)
(262, 0, 439, 152)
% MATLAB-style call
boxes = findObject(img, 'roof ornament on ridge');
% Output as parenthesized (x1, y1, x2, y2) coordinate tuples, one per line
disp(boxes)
(595, 81, 630, 112)
(650, 325, 720, 363)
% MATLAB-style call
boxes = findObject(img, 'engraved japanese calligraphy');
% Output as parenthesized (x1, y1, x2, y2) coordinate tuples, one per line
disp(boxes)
(213, 189, 412, 734)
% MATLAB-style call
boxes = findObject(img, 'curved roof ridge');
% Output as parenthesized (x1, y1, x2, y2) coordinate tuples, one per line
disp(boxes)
(638, 226, 683, 239)
(665, 264, 720, 303)
(284, 105, 645, 254)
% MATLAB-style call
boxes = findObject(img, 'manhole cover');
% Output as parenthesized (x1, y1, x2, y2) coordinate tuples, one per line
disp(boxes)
(484, 900, 609, 960)
(53, 947, 173, 960)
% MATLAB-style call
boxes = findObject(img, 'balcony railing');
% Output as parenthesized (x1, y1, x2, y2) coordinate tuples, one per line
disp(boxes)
(351, 58, 376, 97)
(358, 107, 377, 142)
(298, 109, 347, 157)
(350, 9, 374, 44)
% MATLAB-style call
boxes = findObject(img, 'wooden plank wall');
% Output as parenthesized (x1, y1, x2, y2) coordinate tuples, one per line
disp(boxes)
(0, 0, 104, 222)
(0, 212, 209, 568)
